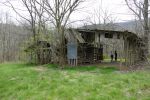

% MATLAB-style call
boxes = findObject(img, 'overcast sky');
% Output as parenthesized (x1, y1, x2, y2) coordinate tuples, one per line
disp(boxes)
(71, 0, 134, 21)
(0, 0, 135, 25)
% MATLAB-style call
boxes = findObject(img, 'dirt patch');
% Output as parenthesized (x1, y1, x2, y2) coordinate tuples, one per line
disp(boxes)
(33, 66, 47, 72)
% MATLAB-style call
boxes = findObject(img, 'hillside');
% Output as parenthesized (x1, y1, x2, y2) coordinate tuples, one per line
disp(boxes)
(0, 23, 31, 62)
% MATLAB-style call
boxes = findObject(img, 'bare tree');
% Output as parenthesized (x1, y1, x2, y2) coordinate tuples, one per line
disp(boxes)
(4, 0, 47, 42)
(83, 2, 117, 30)
(0, 11, 31, 62)
(125, 0, 149, 61)
(2, 0, 51, 64)
(35, 0, 85, 66)
(1, 0, 85, 65)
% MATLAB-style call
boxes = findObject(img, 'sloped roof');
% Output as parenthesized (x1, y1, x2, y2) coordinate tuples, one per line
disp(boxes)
(76, 28, 137, 37)
(79, 21, 144, 36)
(66, 28, 141, 44)
(65, 29, 85, 43)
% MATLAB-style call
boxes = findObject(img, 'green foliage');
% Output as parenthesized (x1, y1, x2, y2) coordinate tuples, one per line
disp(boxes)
(21, 30, 53, 64)
(0, 63, 150, 100)
(23, 29, 53, 52)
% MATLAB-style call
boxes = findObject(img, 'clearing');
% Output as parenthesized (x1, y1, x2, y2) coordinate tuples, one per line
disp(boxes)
(0, 63, 150, 100)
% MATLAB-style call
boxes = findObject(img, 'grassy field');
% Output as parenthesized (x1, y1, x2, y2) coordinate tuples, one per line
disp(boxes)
(0, 63, 150, 100)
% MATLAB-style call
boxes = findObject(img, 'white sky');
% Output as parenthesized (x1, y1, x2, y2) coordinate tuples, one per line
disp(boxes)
(96, 0, 134, 21)
(71, 0, 134, 21)
(0, 0, 135, 25)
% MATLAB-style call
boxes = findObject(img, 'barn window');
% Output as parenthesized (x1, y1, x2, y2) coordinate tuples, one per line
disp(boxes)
(105, 33, 113, 38)
(117, 34, 120, 39)
(99, 33, 101, 41)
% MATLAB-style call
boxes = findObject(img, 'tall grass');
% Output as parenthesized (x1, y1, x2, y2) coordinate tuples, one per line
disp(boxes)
(0, 63, 149, 100)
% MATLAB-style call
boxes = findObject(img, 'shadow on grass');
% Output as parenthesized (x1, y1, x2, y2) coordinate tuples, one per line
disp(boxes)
(4, 63, 118, 74)
(6, 63, 38, 68)
(46, 64, 118, 74)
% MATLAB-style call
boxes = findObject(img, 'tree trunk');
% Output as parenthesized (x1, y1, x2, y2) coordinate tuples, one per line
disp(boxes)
(58, 27, 66, 67)
(143, 0, 149, 61)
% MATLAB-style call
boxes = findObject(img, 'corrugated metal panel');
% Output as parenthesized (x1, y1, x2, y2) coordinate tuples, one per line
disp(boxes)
(67, 43, 77, 59)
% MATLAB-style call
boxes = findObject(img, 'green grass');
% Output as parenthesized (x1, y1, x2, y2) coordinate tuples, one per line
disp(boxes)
(0, 63, 150, 100)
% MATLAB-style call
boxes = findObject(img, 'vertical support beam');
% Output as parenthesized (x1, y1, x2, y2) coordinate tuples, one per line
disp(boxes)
(124, 38, 128, 66)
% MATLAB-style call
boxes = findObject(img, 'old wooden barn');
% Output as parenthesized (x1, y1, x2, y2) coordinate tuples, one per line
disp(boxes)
(25, 28, 143, 67)
(66, 29, 143, 66)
